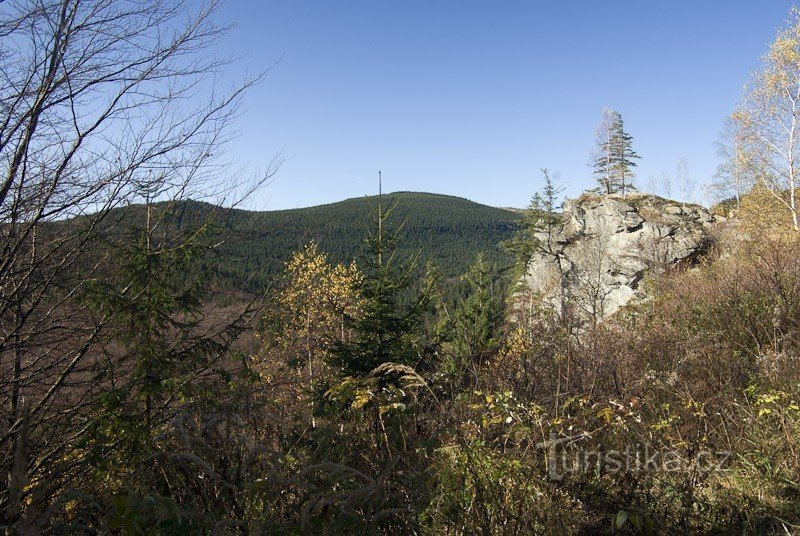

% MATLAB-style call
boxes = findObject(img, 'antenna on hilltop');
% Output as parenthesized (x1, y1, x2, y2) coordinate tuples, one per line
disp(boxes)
(377, 170, 383, 266)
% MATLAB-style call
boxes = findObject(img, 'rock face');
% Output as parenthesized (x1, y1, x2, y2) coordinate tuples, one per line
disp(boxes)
(520, 192, 715, 320)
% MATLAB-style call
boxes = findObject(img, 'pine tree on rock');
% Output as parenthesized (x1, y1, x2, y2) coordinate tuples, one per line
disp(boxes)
(503, 169, 563, 267)
(592, 109, 640, 195)
(611, 114, 640, 194)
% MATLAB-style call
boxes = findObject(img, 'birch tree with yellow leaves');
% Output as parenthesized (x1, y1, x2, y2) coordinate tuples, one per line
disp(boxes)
(735, 7, 800, 231)
(259, 242, 361, 425)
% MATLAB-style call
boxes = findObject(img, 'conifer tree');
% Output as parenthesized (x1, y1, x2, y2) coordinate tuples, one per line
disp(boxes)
(327, 185, 433, 378)
(504, 169, 563, 267)
(81, 201, 248, 473)
(452, 253, 503, 359)
(593, 109, 640, 194)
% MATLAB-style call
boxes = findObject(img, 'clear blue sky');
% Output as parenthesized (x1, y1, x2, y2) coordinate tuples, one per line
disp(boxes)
(212, 1, 795, 210)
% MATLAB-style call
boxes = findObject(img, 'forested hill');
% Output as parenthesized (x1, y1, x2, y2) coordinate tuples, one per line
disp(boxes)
(153, 192, 521, 292)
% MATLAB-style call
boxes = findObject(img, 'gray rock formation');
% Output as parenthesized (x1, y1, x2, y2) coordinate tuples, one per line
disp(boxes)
(520, 192, 715, 320)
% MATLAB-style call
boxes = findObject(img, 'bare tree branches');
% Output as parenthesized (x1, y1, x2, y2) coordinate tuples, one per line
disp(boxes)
(0, 0, 276, 525)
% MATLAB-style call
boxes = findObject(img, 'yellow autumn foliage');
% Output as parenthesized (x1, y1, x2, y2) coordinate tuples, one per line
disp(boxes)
(256, 241, 362, 375)
(738, 185, 797, 239)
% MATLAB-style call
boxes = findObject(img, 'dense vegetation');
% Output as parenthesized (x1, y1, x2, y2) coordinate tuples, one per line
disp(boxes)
(22, 187, 800, 535)
(6, 1, 800, 534)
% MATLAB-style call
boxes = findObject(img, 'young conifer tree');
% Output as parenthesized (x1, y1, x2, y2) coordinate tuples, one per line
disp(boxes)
(503, 169, 563, 267)
(327, 175, 433, 377)
(612, 113, 640, 194)
(452, 253, 503, 359)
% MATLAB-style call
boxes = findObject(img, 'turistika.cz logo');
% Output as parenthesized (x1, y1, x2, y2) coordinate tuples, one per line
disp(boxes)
(540, 432, 732, 481)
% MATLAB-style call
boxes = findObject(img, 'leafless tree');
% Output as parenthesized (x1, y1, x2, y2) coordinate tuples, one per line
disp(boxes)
(591, 108, 616, 194)
(676, 156, 695, 207)
(660, 170, 673, 200)
(646, 175, 660, 201)
(567, 229, 614, 329)
(713, 116, 754, 210)
(0, 0, 277, 527)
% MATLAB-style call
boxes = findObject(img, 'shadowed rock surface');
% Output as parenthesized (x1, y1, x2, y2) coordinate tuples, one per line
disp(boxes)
(520, 191, 716, 319)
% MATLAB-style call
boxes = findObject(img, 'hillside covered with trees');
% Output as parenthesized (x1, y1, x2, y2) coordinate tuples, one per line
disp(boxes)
(189, 191, 521, 292)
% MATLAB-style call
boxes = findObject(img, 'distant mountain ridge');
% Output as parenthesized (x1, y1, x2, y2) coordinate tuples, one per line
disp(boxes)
(167, 191, 521, 292)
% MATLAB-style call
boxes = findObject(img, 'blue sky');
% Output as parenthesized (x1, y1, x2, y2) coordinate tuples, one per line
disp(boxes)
(213, 1, 795, 210)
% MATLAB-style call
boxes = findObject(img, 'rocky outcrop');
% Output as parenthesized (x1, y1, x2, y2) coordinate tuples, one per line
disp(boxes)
(520, 192, 715, 320)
